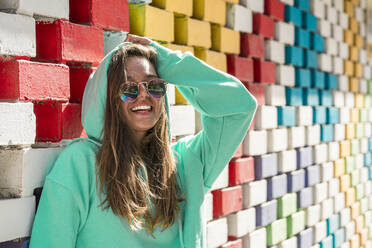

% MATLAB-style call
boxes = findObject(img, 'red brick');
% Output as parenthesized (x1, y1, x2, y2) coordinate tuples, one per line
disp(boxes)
(227, 55, 254, 83)
(62, 103, 85, 139)
(232, 143, 243, 159)
(219, 239, 242, 248)
(0, 60, 69, 101)
(240, 33, 265, 59)
(212, 186, 242, 218)
(253, 59, 276, 83)
(229, 157, 254, 186)
(253, 13, 275, 39)
(245, 82, 265, 106)
(68, 63, 95, 103)
(265, 0, 285, 21)
(36, 20, 104, 64)
(69, 0, 129, 31)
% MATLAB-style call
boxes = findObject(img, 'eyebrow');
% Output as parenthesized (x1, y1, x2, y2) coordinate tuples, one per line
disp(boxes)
(127, 74, 158, 81)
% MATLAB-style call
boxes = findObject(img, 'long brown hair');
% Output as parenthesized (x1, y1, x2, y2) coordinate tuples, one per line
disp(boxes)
(96, 44, 184, 234)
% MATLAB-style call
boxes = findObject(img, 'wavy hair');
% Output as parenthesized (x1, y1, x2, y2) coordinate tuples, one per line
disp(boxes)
(96, 44, 184, 234)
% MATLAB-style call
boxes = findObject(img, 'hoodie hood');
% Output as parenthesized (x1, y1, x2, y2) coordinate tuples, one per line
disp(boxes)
(81, 42, 171, 144)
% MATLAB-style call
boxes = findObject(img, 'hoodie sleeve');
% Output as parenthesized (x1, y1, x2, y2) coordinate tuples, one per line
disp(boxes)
(150, 42, 257, 193)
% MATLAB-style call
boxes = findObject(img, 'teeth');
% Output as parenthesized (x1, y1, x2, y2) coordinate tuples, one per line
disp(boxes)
(131, 105, 151, 111)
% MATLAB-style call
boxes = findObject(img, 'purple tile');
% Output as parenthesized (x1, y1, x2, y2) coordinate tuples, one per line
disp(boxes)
(268, 174, 288, 200)
(254, 153, 278, 179)
(256, 199, 278, 227)
(288, 169, 305, 192)
(296, 146, 313, 169)
(297, 187, 313, 209)
(305, 165, 320, 186)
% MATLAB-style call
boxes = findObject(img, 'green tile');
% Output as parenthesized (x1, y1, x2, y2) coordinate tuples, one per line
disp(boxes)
(266, 218, 287, 245)
(351, 139, 360, 155)
(360, 109, 368, 122)
(365, 96, 372, 107)
(345, 156, 354, 173)
(351, 170, 360, 187)
(287, 210, 305, 237)
(278, 193, 297, 218)
(355, 124, 364, 138)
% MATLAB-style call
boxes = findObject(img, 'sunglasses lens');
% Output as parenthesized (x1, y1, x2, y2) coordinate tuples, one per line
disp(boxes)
(148, 79, 167, 98)
(120, 83, 138, 102)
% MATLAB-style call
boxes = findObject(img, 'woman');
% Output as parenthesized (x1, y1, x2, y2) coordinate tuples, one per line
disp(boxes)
(29, 34, 257, 247)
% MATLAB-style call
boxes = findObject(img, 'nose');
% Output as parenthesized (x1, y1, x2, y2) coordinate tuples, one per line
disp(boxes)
(136, 83, 149, 99)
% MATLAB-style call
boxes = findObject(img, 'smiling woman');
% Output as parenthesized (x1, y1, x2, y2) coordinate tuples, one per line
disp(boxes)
(29, 34, 257, 248)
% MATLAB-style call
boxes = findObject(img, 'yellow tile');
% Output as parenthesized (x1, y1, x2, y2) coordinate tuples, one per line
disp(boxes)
(355, 34, 364, 49)
(350, 109, 359, 123)
(351, 201, 360, 219)
(165, 43, 195, 54)
(334, 158, 345, 177)
(349, 77, 359, 93)
(175, 89, 188, 104)
(224, 0, 238, 2)
(193, 0, 226, 25)
(346, 123, 356, 139)
(355, 63, 363, 78)
(351, 0, 359, 5)
(194, 48, 227, 72)
(340, 174, 351, 192)
(350, 46, 359, 62)
(174, 16, 211, 48)
(350, 234, 360, 248)
(349, 17, 359, 33)
(211, 24, 240, 54)
(340, 140, 351, 158)
(344, 60, 354, 76)
(344, 30, 354, 46)
(355, 94, 364, 108)
(360, 228, 368, 246)
(355, 215, 365, 233)
(129, 4, 174, 42)
(346, 187, 356, 206)
(151, 0, 193, 16)
(344, 1, 354, 17)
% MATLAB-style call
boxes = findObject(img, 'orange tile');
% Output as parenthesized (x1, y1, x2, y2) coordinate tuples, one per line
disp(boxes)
(334, 158, 345, 177)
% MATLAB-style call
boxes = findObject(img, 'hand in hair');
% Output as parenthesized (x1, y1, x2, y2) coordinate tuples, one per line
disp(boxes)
(125, 34, 151, 46)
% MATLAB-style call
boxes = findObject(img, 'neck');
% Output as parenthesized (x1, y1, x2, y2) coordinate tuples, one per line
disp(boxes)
(133, 130, 146, 144)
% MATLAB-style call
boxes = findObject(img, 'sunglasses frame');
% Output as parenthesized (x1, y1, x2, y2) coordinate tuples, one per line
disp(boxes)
(119, 78, 168, 102)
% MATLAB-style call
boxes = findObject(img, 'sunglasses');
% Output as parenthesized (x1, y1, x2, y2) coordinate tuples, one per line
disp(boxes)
(119, 78, 167, 102)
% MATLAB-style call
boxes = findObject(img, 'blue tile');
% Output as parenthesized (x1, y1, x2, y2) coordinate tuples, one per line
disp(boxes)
(302, 12, 317, 32)
(312, 70, 325, 88)
(297, 228, 313, 248)
(297, 187, 313, 209)
(285, 5, 302, 27)
(369, 138, 372, 151)
(326, 107, 339, 124)
(287, 169, 305, 193)
(303, 88, 319, 106)
(256, 200, 278, 227)
(321, 124, 334, 142)
(295, 68, 312, 87)
(278, 106, 296, 126)
(327, 214, 340, 235)
(268, 174, 288, 200)
(305, 165, 320, 187)
(364, 153, 371, 166)
(296, 146, 313, 169)
(313, 106, 326, 124)
(320, 235, 333, 248)
(254, 153, 278, 179)
(326, 73, 338, 90)
(333, 228, 345, 248)
(295, 28, 311, 49)
(304, 49, 318, 69)
(295, 0, 309, 11)
(369, 167, 372, 180)
(286, 87, 303, 106)
(319, 90, 332, 106)
(286, 46, 304, 67)
(311, 33, 324, 52)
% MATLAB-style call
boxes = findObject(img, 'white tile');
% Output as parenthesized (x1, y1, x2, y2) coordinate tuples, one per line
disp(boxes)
(276, 64, 295, 86)
(306, 125, 320, 146)
(265, 39, 285, 64)
(265, 84, 286, 106)
(278, 149, 297, 173)
(287, 126, 305, 149)
(267, 128, 288, 152)
(226, 4, 252, 33)
(227, 208, 256, 237)
(207, 217, 228, 248)
(275, 21, 294, 45)
(243, 180, 267, 208)
(243, 130, 267, 156)
(254, 106, 278, 130)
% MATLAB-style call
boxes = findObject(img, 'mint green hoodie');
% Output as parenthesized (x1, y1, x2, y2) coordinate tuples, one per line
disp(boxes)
(29, 41, 257, 248)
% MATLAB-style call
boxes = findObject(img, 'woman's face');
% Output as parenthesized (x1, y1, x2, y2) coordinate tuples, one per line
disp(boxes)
(120, 56, 162, 136)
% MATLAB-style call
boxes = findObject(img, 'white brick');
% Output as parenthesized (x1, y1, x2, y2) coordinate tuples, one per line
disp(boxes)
(323, 0, 332, 5)
(243, 180, 267, 208)
(226, 4, 252, 33)
(369, 109, 372, 122)
(339, 12, 348, 29)
(360, 21, 366, 36)
(264, 84, 286, 106)
(254, 106, 277, 130)
(363, 65, 371, 79)
(0, 0, 68, 19)
(332, 24, 343, 42)
(167, 84, 176, 105)
(334, 124, 345, 141)
(318, 54, 332, 72)
(332, 91, 344, 107)
(326, 5, 338, 24)
(275, 21, 294, 45)
(204, 193, 213, 222)
(243, 130, 267, 156)
(311, 0, 325, 19)
(354, 6, 364, 22)
(328, 141, 340, 161)
(333, 56, 343, 74)
(276, 64, 295, 86)
(306, 125, 320, 146)
(321, 161, 334, 182)
(297, 106, 313, 126)
(338, 75, 349, 91)
(359, 50, 367, 64)
(267, 128, 288, 152)
(345, 221, 355, 240)
(313, 220, 327, 243)
(364, 123, 371, 137)
(265, 39, 285, 64)
(321, 198, 334, 220)
(339, 108, 350, 123)
(207, 218, 228, 248)
(318, 19, 331, 37)
(0, 196, 35, 242)
(243, 228, 266, 248)
(365, 95, 372, 107)
(314, 143, 328, 164)
(280, 0, 293, 5)
(288, 126, 305, 149)
(345, 93, 355, 107)
(227, 208, 255, 237)
(279, 236, 297, 248)
(360, 138, 368, 153)
(366, 181, 371, 196)
(360, 79, 367, 93)
(0, 12, 35, 57)
(355, 153, 363, 169)
(332, 0, 343, 12)
(340, 243, 350, 248)
(306, 204, 321, 227)
(240, 0, 264, 13)
(0, 103, 36, 145)
(170, 105, 195, 136)
(0, 147, 62, 198)
(310, 244, 320, 248)
(328, 178, 339, 197)
(360, 168, 368, 182)
(338, 42, 349, 59)
(325, 38, 338, 55)
(278, 149, 296, 173)
(314, 182, 328, 204)
(334, 192, 345, 212)
(211, 164, 228, 190)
